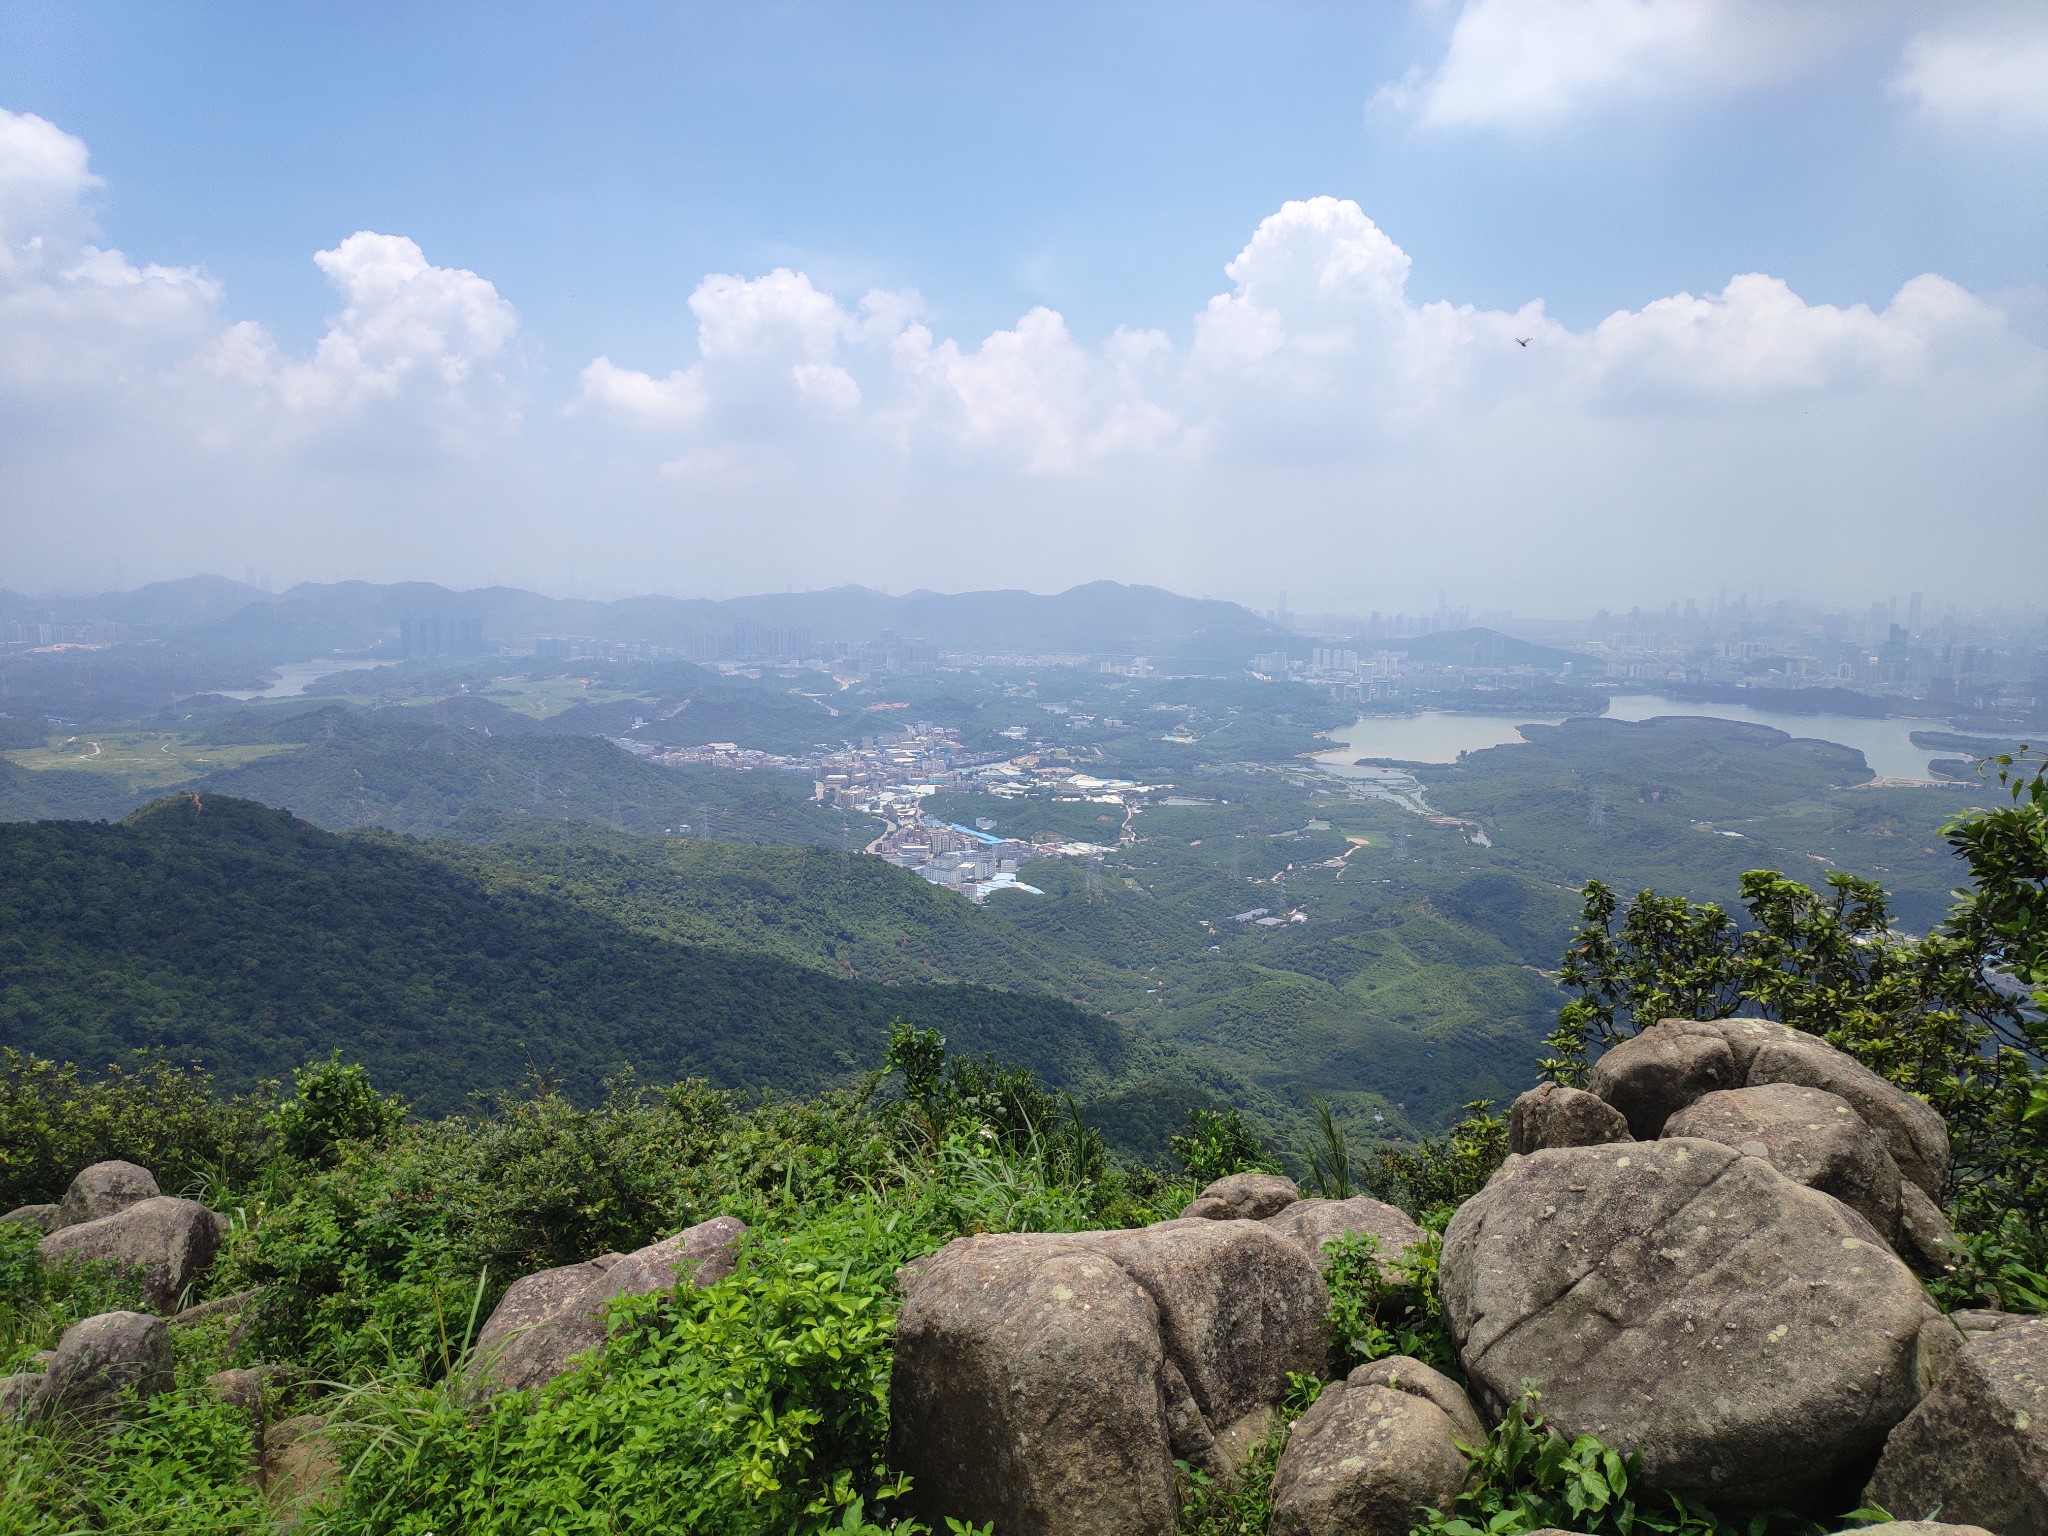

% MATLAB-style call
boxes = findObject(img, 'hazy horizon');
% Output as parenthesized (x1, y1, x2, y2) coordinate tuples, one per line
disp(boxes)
(3, 3, 2043, 608)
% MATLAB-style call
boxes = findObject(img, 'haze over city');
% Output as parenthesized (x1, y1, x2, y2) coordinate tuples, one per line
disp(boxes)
(3, 1, 2043, 609)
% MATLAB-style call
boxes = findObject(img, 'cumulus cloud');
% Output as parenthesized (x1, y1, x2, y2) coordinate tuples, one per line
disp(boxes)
(3, 107, 2042, 605)
(1379, 0, 1866, 130)
(1892, 12, 2048, 131)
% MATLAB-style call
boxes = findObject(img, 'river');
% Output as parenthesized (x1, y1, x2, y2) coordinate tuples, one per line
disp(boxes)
(1311, 694, 1952, 783)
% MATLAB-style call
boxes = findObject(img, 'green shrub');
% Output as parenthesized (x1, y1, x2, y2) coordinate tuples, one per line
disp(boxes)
(1169, 1107, 1277, 1185)
(1321, 1228, 1456, 1376)
(0, 1050, 273, 1211)
(1358, 1101, 1508, 1219)
(0, 1220, 146, 1372)
(271, 1054, 408, 1168)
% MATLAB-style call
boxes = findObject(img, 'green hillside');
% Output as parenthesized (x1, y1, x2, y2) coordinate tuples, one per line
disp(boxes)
(0, 796, 1128, 1116)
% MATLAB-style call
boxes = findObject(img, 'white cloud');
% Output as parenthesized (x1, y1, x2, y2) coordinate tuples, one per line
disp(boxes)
(2, 107, 2042, 605)
(1382, 0, 1870, 130)
(1893, 14, 2048, 131)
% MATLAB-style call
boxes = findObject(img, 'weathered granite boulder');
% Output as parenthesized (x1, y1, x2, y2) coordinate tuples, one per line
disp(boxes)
(1441, 1138, 1945, 1513)
(891, 1218, 1327, 1535)
(1949, 1308, 2025, 1338)
(1, 1203, 60, 1233)
(1508, 1083, 1631, 1155)
(1587, 1020, 1742, 1138)
(1181, 1172, 1300, 1221)
(468, 1215, 746, 1394)
(1347, 1354, 1486, 1448)
(41, 1310, 173, 1416)
(40, 1196, 221, 1312)
(1664, 1082, 1902, 1241)
(1840, 1525, 1996, 1536)
(1263, 1196, 1424, 1274)
(57, 1161, 160, 1228)
(1894, 1183, 1963, 1274)
(1867, 1316, 2048, 1536)
(1589, 1019, 1949, 1196)
(1268, 1360, 1476, 1536)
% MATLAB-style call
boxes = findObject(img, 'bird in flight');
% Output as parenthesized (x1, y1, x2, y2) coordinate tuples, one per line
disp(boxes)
(1515, 337, 1531, 347)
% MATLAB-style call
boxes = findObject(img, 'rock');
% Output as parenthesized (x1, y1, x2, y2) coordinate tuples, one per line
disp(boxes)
(1867, 1316, 2048, 1536)
(1589, 1019, 1950, 1197)
(266, 1413, 339, 1513)
(56, 1160, 160, 1228)
(42, 1310, 173, 1416)
(1347, 1355, 1486, 1448)
(1268, 1378, 1471, 1536)
(1664, 1082, 1902, 1240)
(40, 1195, 221, 1312)
(1896, 1183, 1963, 1274)
(587, 1213, 747, 1303)
(1949, 1308, 2024, 1337)
(1508, 1083, 1631, 1155)
(1263, 1196, 1424, 1274)
(891, 1233, 1180, 1535)
(1441, 1138, 1944, 1513)
(1, 1203, 60, 1233)
(468, 1215, 747, 1394)
(1587, 1020, 1742, 1139)
(1742, 1036, 1950, 1199)
(206, 1365, 269, 1414)
(1838, 1525, 1996, 1536)
(0, 1373, 43, 1419)
(1181, 1172, 1300, 1221)
(469, 1253, 621, 1393)
(891, 1218, 1328, 1534)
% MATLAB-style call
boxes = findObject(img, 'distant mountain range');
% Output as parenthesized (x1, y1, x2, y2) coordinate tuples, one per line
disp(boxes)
(3, 576, 1290, 670)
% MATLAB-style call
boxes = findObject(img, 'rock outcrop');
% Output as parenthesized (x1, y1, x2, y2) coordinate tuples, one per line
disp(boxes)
(1588, 1019, 1948, 1196)
(56, 1161, 161, 1228)
(1866, 1315, 2047, 1536)
(467, 1215, 746, 1394)
(1507, 1083, 1630, 1154)
(1268, 1359, 1478, 1536)
(890, 1217, 1327, 1535)
(1441, 1138, 1945, 1513)
(40, 1195, 221, 1312)
(40, 1310, 174, 1417)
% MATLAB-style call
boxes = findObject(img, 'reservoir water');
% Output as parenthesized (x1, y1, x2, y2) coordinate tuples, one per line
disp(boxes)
(1312, 694, 1951, 783)
(217, 658, 397, 701)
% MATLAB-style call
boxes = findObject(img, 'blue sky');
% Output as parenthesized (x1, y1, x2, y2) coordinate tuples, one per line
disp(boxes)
(2, 1, 2043, 608)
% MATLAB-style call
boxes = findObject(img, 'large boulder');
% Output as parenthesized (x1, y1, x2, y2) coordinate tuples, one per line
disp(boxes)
(57, 1161, 160, 1228)
(1895, 1184, 1963, 1275)
(1664, 1083, 1902, 1241)
(1263, 1196, 1423, 1274)
(1588, 1019, 1949, 1196)
(1866, 1316, 2048, 1536)
(1508, 1083, 1631, 1155)
(39, 1196, 220, 1312)
(1441, 1138, 1946, 1513)
(41, 1310, 173, 1417)
(1841, 1526, 1996, 1536)
(1268, 1362, 1476, 1536)
(891, 1218, 1327, 1535)
(266, 1413, 339, 1513)
(468, 1216, 746, 1394)
(1182, 1172, 1299, 1221)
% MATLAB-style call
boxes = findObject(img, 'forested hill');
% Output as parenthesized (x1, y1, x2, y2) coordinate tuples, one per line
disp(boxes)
(0, 795, 1128, 1115)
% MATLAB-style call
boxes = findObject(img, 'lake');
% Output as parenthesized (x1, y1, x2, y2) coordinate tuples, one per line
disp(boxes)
(1311, 694, 1951, 783)
(216, 658, 398, 701)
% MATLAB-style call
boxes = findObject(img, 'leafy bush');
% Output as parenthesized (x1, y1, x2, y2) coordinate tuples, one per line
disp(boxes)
(271, 1054, 408, 1168)
(1321, 1228, 1456, 1376)
(1358, 1101, 1508, 1219)
(1169, 1106, 1277, 1185)
(0, 1049, 273, 1211)
(0, 1219, 146, 1372)
(1422, 1393, 1844, 1536)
